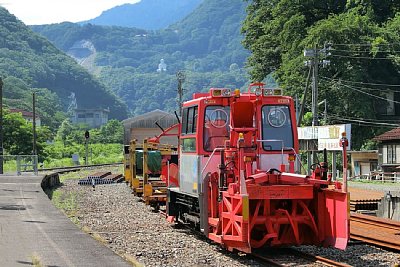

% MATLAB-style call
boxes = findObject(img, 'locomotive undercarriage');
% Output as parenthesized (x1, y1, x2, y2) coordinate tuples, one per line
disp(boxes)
(167, 189, 201, 229)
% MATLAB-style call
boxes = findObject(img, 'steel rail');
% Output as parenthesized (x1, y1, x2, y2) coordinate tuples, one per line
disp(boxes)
(39, 162, 122, 173)
(252, 248, 351, 267)
(350, 213, 400, 251)
(251, 252, 285, 267)
(286, 248, 352, 267)
(350, 213, 400, 230)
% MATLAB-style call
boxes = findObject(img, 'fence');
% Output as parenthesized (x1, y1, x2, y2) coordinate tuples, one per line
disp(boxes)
(352, 171, 400, 183)
(0, 155, 38, 175)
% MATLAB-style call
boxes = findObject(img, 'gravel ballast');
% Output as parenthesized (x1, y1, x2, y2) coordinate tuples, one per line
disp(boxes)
(56, 178, 400, 267)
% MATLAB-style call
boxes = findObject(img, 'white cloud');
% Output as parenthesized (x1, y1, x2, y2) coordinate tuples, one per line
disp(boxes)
(1, 0, 140, 25)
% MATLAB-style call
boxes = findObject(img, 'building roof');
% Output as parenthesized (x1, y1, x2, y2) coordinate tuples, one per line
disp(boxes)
(123, 109, 179, 129)
(373, 128, 400, 141)
(9, 108, 40, 119)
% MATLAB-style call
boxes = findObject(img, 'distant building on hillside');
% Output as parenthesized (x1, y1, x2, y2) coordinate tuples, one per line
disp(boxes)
(157, 59, 167, 72)
(70, 108, 109, 128)
(9, 108, 41, 126)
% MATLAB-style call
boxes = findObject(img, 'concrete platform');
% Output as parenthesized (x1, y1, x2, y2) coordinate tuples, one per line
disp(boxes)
(0, 174, 131, 267)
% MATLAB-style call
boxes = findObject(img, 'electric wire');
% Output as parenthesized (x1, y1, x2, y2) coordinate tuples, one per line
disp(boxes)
(332, 43, 400, 46)
(320, 76, 400, 88)
(331, 48, 400, 53)
(329, 54, 396, 60)
(327, 114, 400, 128)
(320, 77, 400, 104)
(327, 114, 400, 123)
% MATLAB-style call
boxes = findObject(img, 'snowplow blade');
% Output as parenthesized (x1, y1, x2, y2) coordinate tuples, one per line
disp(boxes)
(318, 190, 349, 250)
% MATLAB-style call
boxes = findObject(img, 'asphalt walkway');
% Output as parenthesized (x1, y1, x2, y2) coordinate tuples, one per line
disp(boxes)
(0, 174, 132, 267)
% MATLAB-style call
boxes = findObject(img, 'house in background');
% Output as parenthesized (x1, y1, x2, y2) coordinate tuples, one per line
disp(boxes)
(9, 108, 41, 126)
(348, 150, 378, 178)
(373, 128, 400, 173)
(70, 108, 109, 128)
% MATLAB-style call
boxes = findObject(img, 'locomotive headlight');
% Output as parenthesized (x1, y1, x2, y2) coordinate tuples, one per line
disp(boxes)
(222, 88, 231, 96)
(263, 89, 274, 96)
(211, 89, 222, 97)
(234, 89, 240, 97)
(273, 89, 283, 95)
(210, 88, 231, 97)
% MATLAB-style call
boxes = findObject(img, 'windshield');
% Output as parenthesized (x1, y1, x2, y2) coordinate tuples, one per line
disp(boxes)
(203, 106, 230, 152)
(261, 105, 293, 150)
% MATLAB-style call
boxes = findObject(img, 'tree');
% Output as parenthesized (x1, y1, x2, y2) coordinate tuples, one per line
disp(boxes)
(55, 119, 73, 146)
(3, 109, 51, 157)
(90, 120, 124, 144)
(242, 0, 400, 149)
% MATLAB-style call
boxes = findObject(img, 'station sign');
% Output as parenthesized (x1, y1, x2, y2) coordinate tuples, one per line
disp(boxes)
(297, 124, 351, 151)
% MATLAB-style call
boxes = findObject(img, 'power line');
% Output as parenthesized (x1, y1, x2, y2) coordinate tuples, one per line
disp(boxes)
(331, 83, 396, 92)
(330, 54, 396, 60)
(328, 115, 400, 127)
(332, 48, 400, 53)
(320, 77, 400, 104)
(327, 113, 400, 123)
(332, 43, 400, 47)
(320, 76, 400, 88)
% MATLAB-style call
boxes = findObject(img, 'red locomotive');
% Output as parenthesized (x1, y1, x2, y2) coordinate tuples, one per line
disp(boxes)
(164, 82, 349, 253)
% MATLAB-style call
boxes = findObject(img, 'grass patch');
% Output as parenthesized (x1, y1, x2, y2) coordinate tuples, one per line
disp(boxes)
(51, 190, 80, 225)
(81, 226, 108, 244)
(123, 254, 143, 267)
(30, 253, 43, 267)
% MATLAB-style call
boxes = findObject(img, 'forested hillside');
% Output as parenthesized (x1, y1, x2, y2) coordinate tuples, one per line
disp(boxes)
(31, 0, 251, 115)
(0, 7, 128, 125)
(242, 0, 400, 148)
(81, 0, 202, 30)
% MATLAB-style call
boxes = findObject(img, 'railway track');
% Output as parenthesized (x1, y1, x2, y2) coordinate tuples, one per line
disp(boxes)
(158, 214, 351, 267)
(39, 162, 122, 174)
(252, 248, 351, 266)
(350, 213, 400, 251)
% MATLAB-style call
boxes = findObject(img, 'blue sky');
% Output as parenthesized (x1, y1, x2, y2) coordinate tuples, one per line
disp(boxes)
(0, 0, 140, 25)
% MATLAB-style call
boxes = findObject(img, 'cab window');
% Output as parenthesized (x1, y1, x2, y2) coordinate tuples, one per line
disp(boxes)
(203, 106, 230, 152)
(181, 106, 198, 135)
(181, 138, 196, 152)
(261, 105, 293, 150)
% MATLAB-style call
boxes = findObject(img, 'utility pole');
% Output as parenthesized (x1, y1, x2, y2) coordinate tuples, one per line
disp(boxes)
(297, 67, 311, 127)
(311, 44, 319, 127)
(32, 92, 38, 174)
(176, 71, 186, 116)
(304, 43, 331, 127)
(0, 78, 3, 174)
(32, 92, 37, 156)
(304, 43, 331, 167)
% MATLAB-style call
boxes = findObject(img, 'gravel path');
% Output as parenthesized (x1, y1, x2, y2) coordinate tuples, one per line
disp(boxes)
(55, 178, 400, 267)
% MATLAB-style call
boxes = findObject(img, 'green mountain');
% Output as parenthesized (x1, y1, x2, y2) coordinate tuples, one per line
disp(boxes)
(0, 7, 128, 124)
(81, 0, 203, 30)
(31, 0, 251, 115)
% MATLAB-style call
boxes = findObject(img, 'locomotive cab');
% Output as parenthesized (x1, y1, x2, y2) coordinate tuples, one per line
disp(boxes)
(167, 83, 349, 253)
